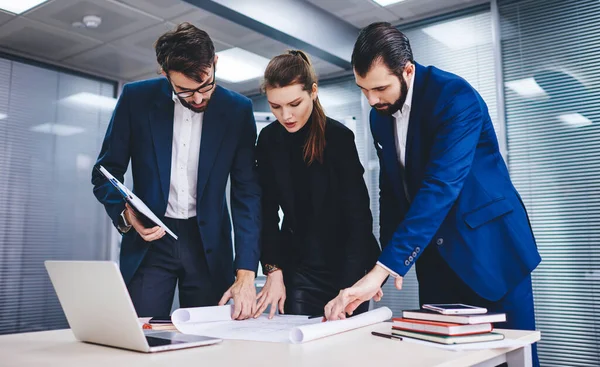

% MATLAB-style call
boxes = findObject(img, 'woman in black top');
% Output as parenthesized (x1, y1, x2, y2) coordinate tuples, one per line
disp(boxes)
(254, 50, 380, 318)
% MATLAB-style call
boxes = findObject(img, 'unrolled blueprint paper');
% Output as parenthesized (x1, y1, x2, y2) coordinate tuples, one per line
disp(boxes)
(171, 305, 393, 344)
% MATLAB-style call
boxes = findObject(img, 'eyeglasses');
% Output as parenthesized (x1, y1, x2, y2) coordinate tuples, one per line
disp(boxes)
(170, 64, 216, 98)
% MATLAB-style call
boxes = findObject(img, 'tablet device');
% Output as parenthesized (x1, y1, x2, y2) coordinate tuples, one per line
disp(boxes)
(422, 303, 487, 315)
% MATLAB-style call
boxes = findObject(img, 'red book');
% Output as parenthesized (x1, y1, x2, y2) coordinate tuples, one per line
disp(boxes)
(392, 317, 492, 336)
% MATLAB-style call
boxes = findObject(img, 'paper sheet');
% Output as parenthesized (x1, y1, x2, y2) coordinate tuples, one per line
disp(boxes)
(172, 305, 393, 344)
(98, 165, 177, 239)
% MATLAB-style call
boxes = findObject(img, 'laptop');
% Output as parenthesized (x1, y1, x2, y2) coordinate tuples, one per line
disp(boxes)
(45, 260, 222, 352)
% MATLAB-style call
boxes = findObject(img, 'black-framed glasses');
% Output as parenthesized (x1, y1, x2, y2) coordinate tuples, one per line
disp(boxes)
(170, 64, 216, 98)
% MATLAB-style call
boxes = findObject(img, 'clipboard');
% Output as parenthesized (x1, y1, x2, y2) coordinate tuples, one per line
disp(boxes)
(97, 165, 178, 240)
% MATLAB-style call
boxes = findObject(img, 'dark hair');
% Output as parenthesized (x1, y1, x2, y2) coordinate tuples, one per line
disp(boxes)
(352, 22, 413, 79)
(262, 50, 326, 165)
(154, 22, 215, 83)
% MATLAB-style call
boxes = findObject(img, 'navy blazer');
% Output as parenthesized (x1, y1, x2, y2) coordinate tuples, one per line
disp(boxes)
(92, 78, 261, 286)
(374, 63, 541, 301)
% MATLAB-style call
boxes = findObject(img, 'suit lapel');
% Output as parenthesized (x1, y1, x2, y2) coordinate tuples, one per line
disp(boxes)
(374, 112, 406, 202)
(270, 127, 296, 223)
(197, 86, 229, 203)
(148, 79, 175, 205)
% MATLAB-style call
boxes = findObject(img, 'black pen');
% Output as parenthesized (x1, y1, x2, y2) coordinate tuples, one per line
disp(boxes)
(371, 331, 403, 341)
(308, 314, 324, 319)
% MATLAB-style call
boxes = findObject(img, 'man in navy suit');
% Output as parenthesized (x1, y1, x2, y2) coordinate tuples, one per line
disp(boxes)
(325, 22, 540, 365)
(92, 23, 261, 320)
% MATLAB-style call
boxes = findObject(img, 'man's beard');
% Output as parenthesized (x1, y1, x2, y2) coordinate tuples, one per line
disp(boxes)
(372, 76, 409, 116)
(179, 96, 209, 113)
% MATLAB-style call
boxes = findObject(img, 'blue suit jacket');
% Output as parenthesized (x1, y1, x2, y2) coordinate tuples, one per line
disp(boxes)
(92, 78, 261, 286)
(374, 63, 541, 301)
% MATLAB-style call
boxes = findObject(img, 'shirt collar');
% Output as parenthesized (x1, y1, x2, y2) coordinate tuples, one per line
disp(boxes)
(172, 92, 180, 104)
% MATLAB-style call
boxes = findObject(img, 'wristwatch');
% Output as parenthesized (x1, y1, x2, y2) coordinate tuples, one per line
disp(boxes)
(117, 209, 132, 234)
(263, 264, 280, 275)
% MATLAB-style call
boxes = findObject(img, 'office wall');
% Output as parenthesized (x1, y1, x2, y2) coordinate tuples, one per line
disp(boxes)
(499, 0, 600, 365)
(0, 56, 116, 334)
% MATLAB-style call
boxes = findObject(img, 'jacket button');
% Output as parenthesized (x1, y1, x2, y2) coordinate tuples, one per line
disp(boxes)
(404, 260, 410, 266)
(288, 228, 294, 234)
(412, 251, 417, 257)
(415, 247, 420, 253)
(409, 256, 414, 262)
(436, 238, 444, 246)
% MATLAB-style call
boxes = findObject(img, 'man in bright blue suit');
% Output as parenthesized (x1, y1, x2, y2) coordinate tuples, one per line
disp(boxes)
(325, 22, 540, 366)
(92, 23, 261, 320)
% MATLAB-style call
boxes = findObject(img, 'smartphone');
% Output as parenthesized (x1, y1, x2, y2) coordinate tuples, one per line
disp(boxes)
(149, 316, 172, 324)
(422, 303, 487, 315)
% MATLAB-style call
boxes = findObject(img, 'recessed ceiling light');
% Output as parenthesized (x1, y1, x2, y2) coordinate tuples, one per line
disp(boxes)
(422, 17, 491, 50)
(0, 112, 7, 120)
(373, 0, 407, 6)
(30, 123, 85, 137)
(60, 92, 117, 111)
(0, 0, 49, 15)
(558, 113, 592, 128)
(505, 78, 548, 98)
(216, 48, 270, 83)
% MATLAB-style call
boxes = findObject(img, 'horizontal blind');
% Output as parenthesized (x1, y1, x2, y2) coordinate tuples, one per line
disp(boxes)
(499, 0, 600, 365)
(0, 57, 116, 334)
(373, 9, 498, 316)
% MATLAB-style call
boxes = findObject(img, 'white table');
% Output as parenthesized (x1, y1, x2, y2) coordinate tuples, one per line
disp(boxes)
(0, 323, 540, 367)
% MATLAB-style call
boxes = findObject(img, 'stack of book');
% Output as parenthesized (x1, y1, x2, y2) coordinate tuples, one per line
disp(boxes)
(391, 309, 507, 345)
(142, 321, 178, 331)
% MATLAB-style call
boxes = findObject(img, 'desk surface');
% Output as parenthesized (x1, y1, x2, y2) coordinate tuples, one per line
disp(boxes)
(0, 323, 540, 367)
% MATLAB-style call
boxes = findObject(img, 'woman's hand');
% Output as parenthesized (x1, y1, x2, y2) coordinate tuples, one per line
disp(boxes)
(254, 270, 286, 319)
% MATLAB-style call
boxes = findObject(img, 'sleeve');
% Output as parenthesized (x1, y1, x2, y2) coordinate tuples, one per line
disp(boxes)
(334, 129, 381, 289)
(229, 100, 262, 273)
(378, 83, 484, 276)
(91, 84, 132, 229)
(255, 129, 284, 270)
(376, 139, 402, 251)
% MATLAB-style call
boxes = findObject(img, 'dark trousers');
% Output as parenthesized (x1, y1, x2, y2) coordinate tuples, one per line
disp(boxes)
(283, 266, 369, 316)
(127, 217, 220, 317)
(416, 245, 539, 367)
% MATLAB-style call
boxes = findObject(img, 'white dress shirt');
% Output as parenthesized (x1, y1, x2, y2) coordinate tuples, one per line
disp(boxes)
(392, 76, 414, 168)
(165, 94, 203, 219)
(377, 74, 415, 278)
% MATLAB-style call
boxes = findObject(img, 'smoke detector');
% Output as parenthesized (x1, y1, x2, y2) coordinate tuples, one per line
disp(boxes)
(72, 15, 102, 29)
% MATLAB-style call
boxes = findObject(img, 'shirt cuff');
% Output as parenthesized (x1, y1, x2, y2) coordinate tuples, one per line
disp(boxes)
(377, 261, 400, 278)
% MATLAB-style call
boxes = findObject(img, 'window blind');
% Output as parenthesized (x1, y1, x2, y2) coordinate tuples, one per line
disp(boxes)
(499, 0, 600, 365)
(0, 56, 116, 334)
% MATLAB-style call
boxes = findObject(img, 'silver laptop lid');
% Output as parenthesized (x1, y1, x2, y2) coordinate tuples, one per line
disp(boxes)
(45, 261, 149, 352)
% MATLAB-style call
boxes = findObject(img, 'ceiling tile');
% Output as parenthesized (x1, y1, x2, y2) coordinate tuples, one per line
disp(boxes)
(171, 10, 263, 48)
(110, 22, 175, 60)
(241, 37, 292, 59)
(306, 0, 397, 27)
(387, 0, 484, 21)
(64, 43, 158, 80)
(0, 17, 101, 60)
(24, 0, 162, 43)
(0, 10, 14, 26)
(116, 0, 200, 20)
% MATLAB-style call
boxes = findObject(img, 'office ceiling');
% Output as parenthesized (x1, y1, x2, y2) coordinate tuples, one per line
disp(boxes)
(307, 0, 486, 28)
(0, 0, 486, 95)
